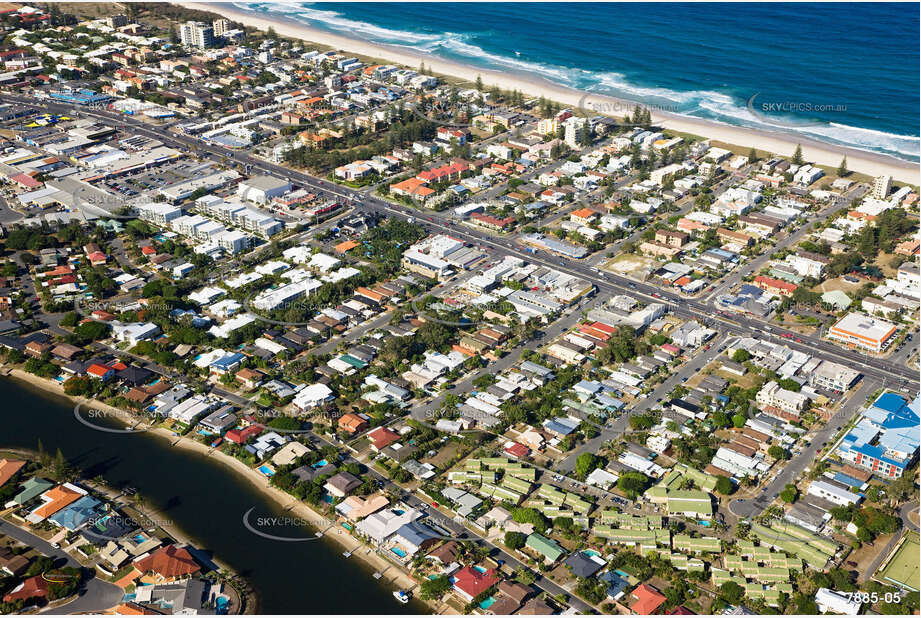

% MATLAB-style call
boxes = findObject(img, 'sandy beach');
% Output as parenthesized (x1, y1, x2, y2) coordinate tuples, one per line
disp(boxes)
(181, 2, 918, 184)
(0, 367, 432, 612)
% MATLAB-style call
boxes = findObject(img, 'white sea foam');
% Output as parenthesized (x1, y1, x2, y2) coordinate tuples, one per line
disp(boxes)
(236, 2, 920, 161)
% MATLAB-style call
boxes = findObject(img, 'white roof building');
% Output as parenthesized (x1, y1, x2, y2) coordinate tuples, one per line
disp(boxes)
(815, 588, 862, 615)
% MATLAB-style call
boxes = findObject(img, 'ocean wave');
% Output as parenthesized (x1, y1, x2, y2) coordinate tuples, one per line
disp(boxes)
(234, 2, 919, 161)
(234, 2, 455, 45)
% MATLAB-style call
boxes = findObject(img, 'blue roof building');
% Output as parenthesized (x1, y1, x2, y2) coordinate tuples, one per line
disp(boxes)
(49, 496, 105, 531)
(837, 392, 919, 479)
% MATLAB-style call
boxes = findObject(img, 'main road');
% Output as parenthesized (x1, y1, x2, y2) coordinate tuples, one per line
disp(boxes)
(5, 94, 917, 389)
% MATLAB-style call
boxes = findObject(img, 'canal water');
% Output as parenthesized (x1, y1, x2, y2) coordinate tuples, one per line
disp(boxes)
(0, 377, 423, 614)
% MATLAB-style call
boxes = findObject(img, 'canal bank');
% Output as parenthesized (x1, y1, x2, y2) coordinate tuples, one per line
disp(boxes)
(0, 375, 425, 614)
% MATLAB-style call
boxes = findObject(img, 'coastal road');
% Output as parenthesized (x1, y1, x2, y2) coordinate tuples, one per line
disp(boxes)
(729, 378, 877, 520)
(0, 519, 124, 614)
(6, 92, 916, 387)
(11, 94, 920, 387)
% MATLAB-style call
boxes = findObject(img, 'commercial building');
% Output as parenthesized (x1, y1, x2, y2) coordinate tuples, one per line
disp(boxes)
(236, 175, 292, 204)
(810, 360, 860, 392)
(828, 312, 898, 353)
(838, 392, 920, 479)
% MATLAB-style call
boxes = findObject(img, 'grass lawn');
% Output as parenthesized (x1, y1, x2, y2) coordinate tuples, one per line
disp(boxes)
(877, 531, 920, 592)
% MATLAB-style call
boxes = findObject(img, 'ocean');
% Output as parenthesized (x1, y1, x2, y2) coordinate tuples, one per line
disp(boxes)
(234, 2, 920, 162)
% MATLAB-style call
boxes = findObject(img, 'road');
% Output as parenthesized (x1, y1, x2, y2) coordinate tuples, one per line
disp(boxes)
(705, 183, 868, 302)
(303, 426, 593, 612)
(407, 292, 604, 424)
(7, 94, 917, 389)
(729, 378, 877, 519)
(0, 519, 124, 614)
(557, 332, 733, 472)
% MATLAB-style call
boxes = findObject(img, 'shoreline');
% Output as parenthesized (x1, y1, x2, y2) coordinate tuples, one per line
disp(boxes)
(181, 1, 919, 184)
(0, 367, 433, 613)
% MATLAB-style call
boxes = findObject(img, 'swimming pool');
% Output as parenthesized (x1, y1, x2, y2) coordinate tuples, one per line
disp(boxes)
(312, 459, 329, 469)
(583, 549, 601, 557)
(215, 596, 230, 615)
(479, 596, 496, 609)
(698, 520, 711, 527)
(133, 533, 147, 543)
(258, 465, 275, 476)
(473, 566, 487, 574)
(390, 547, 407, 558)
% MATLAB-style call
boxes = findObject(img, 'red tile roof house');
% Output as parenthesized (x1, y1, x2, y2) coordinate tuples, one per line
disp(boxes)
(367, 426, 400, 452)
(87, 251, 108, 266)
(754, 275, 798, 298)
(132, 545, 201, 583)
(660, 343, 681, 357)
(87, 363, 115, 381)
(504, 442, 529, 459)
(630, 583, 666, 615)
(452, 566, 499, 602)
(225, 424, 263, 444)
(2, 574, 49, 603)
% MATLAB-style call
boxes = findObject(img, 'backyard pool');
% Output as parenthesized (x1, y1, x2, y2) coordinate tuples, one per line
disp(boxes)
(479, 596, 496, 609)
(257, 465, 275, 477)
(473, 566, 487, 574)
(698, 520, 711, 527)
(390, 547, 407, 558)
(312, 459, 329, 468)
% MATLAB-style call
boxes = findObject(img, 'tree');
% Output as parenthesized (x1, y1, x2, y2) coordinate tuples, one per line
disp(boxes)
(732, 414, 746, 428)
(779, 484, 798, 503)
(617, 471, 651, 499)
(475, 75, 483, 92)
(792, 144, 804, 165)
(715, 476, 734, 495)
(419, 574, 452, 600)
(887, 472, 918, 503)
(575, 452, 601, 480)
(732, 349, 751, 363)
(719, 581, 745, 604)
(504, 531, 526, 550)
(768, 445, 787, 460)
(837, 156, 848, 177)
(747, 147, 757, 164)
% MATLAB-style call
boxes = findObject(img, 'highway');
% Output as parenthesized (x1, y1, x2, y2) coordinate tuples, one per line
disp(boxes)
(7, 93, 915, 390)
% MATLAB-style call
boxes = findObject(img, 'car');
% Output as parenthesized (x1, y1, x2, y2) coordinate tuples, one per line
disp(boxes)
(795, 338, 803, 343)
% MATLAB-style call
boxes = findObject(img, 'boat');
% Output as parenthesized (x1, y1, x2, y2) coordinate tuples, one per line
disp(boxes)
(393, 590, 410, 604)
